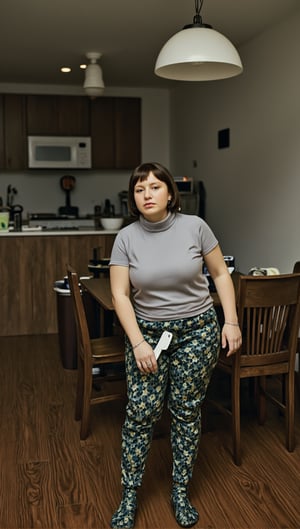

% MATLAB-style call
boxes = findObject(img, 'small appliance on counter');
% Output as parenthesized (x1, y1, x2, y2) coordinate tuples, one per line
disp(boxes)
(204, 255, 235, 292)
(5, 185, 24, 230)
(27, 213, 95, 230)
(173, 178, 206, 217)
(174, 176, 193, 193)
(58, 175, 79, 217)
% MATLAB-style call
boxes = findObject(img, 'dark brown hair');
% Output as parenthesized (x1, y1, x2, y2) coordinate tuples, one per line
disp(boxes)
(128, 162, 181, 217)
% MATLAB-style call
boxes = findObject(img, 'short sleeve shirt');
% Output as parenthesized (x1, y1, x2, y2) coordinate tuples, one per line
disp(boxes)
(110, 212, 218, 321)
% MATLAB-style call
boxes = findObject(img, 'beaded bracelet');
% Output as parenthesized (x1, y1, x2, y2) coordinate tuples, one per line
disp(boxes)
(132, 338, 145, 350)
(224, 321, 239, 327)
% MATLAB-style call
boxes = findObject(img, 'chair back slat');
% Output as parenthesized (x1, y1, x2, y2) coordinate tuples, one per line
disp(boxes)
(239, 274, 300, 365)
(246, 304, 289, 356)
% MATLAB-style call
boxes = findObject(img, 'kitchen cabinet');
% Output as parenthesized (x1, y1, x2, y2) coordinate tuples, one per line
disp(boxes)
(26, 95, 90, 136)
(27, 95, 141, 168)
(0, 233, 116, 336)
(0, 94, 27, 170)
(90, 97, 115, 168)
(115, 97, 141, 169)
(0, 95, 4, 168)
(0, 93, 141, 170)
(90, 97, 141, 169)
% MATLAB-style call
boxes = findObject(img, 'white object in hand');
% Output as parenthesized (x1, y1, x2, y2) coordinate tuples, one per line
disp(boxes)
(154, 331, 173, 359)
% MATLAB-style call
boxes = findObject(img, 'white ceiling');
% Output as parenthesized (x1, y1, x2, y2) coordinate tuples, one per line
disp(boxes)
(0, 0, 299, 89)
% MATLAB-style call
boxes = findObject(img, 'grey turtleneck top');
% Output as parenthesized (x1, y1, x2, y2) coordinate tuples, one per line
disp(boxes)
(109, 212, 218, 321)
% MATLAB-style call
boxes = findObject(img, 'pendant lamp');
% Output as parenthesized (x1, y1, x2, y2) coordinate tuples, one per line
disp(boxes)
(83, 52, 105, 97)
(155, 0, 243, 81)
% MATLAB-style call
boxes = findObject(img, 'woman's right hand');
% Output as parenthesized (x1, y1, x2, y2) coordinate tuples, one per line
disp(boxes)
(134, 341, 158, 373)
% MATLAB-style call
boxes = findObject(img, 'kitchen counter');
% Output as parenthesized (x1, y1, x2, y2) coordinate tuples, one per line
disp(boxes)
(0, 228, 120, 236)
(0, 231, 117, 336)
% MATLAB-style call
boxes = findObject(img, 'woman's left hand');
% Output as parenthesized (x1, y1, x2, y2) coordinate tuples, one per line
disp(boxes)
(221, 323, 242, 357)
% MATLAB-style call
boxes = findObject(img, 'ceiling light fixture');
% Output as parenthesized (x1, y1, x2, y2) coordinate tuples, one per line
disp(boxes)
(83, 52, 105, 97)
(154, 0, 243, 81)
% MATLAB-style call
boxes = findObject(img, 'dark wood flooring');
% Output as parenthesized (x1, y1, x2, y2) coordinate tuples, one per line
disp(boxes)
(0, 334, 299, 529)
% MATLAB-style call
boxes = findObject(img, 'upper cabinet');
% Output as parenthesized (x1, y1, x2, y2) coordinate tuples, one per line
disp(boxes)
(90, 97, 115, 169)
(90, 97, 141, 169)
(27, 95, 90, 136)
(0, 94, 27, 170)
(0, 93, 141, 170)
(115, 98, 141, 169)
(0, 95, 4, 169)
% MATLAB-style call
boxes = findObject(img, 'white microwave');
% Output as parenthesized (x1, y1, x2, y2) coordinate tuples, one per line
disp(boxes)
(28, 136, 92, 169)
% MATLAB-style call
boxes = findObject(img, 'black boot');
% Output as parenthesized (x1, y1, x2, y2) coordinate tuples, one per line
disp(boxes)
(171, 484, 199, 528)
(111, 487, 137, 529)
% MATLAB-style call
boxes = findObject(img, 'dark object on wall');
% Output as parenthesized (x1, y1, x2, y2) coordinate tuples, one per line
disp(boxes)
(218, 128, 230, 149)
(198, 180, 206, 219)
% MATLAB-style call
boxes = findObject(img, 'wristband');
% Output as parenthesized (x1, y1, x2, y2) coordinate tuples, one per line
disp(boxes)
(132, 338, 145, 350)
(224, 321, 239, 327)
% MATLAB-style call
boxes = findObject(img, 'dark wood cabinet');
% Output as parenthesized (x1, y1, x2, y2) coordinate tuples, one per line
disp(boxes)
(90, 97, 115, 168)
(1, 94, 27, 170)
(0, 93, 141, 170)
(91, 96, 141, 169)
(26, 95, 90, 136)
(115, 97, 141, 169)
(0, 95, 4, 169)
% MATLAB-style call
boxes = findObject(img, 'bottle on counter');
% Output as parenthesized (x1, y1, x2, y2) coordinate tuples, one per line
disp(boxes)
(14, 212, 22, 231)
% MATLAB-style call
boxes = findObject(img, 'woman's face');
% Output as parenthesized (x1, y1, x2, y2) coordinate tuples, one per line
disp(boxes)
(134, 172, 171, 222)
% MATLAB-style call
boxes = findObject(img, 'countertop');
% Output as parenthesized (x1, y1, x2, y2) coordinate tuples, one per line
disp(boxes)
(0, 228, 119, 236)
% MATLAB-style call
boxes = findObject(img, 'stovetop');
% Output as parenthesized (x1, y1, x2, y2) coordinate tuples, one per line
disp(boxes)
(28, 213, 94, 230)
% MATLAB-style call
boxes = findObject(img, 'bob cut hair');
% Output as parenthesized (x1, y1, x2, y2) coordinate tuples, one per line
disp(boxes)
(128, 162, 181, 217)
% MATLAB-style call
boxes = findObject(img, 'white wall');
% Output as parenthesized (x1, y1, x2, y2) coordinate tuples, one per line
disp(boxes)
(170, 9, 300, 274)
(0, 85, 170, 218)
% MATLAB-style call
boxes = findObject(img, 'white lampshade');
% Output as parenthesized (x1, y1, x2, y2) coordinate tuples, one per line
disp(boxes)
(83, 52, 105, 97)
(155, 26, 243, 81)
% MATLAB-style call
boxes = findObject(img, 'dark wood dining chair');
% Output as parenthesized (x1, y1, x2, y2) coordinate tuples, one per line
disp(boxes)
(67, 265, 126, 440)
(293, 261, 300, 399)
(207, 273, 300, 465)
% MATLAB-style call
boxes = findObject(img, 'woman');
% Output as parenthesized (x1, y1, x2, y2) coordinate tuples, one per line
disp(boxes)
(109, 162, 241, 529)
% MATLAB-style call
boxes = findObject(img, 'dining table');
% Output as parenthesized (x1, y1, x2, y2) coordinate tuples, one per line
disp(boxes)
(80, 271, 240, 335)
(81, 277, 115, 336)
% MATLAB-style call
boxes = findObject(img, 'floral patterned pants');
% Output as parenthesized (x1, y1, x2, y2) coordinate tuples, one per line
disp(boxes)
(120, 307, 220, 488)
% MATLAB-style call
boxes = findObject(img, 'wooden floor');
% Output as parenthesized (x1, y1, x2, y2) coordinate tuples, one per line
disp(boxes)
(1, 334, 300, 529)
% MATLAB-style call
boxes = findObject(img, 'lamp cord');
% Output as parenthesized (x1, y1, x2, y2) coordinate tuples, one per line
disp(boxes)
(194, 0, 204, 24)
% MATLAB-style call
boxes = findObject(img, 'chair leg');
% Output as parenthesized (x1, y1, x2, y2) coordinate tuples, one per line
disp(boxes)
(295, 369, 300, 401)
(75, 358, 84, 421)
(286, 372, 295, 452)
(80, 371, 93, 440)
(231, 373, 241, 465)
